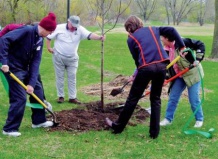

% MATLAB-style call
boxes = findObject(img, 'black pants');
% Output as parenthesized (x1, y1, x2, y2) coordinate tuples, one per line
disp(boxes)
(112, 62, 167, 138)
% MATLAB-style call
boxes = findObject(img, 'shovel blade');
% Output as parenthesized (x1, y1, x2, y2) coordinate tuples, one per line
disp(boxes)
(110, 88, 123, 96)
(52, 121, 59, 127)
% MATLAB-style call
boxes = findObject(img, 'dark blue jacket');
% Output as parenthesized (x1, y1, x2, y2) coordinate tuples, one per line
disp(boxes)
(0, 25, 43, 87)
(127, 26, 185, 69)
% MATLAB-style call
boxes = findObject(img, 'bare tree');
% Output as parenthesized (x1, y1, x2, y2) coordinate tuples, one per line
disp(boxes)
(198, 0, 207, 26)
(134, 0, 157, 22)
(163, 0, 171, 25)
(210, 0, 218, 58)
(164, 0, 197, 25)
(87, 0, 132, 109)
(6, 0, 20, 22)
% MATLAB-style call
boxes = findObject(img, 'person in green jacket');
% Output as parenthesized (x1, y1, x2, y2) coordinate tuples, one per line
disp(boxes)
(160, 36, 205, 128)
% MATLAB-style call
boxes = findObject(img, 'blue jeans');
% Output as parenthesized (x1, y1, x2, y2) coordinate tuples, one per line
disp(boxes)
(165, 78, 203, 122)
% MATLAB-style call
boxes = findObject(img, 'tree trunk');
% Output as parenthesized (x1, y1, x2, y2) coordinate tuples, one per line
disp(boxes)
(210, 0, 218, 58)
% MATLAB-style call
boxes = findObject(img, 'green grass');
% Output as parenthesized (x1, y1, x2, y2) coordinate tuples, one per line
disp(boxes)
(0, 26, 218, 159)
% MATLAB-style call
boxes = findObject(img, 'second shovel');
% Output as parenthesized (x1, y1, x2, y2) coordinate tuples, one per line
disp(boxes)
(110, 81, 130, 96)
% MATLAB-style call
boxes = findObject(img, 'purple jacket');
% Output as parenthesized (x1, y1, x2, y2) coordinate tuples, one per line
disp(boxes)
(0, 23, 24, 37)
(127, 26, 185, 69)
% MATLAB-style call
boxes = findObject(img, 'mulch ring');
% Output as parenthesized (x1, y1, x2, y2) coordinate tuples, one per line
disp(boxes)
(49, 101, 150, 133)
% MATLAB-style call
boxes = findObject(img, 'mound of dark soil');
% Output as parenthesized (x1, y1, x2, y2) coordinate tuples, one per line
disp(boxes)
(49, 74, 190, 133)
(50, 101, 150, 132)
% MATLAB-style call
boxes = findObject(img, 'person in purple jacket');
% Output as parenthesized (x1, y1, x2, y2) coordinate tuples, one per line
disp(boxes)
(105, 15, 186, 139)
(0, 12, 57, 137)
(0, 23, 24, 37)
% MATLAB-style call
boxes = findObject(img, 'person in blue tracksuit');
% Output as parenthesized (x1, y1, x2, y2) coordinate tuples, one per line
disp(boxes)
(0, 12, 57, 137)
(106, 15, 186, 139)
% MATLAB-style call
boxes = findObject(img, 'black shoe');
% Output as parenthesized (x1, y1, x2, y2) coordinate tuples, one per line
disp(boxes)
(57, 97, 64, 103)
(69, 98, 81, 104)
(108, 120, 124, 134)
(149, 134, 159, 139)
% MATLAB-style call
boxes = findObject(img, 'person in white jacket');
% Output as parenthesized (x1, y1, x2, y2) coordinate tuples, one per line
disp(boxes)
(46, 15, 105, 104)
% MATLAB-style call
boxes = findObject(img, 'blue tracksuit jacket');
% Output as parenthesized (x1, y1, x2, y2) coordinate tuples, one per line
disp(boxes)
(0, 25, 43, 87)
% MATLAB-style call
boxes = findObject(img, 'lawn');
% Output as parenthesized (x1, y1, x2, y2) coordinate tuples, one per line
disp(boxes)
(0, 25, 217, 159)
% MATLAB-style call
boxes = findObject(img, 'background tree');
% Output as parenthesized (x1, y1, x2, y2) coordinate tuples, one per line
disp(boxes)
(0, 0, 216, 26)
(164, 0, 197, 25)
(6, 0, 20, 22)
(197, 0, 212, 26)
(134, 0, 157, 22)
(210, 0, 218, 58)
(163, 0, 171, 25)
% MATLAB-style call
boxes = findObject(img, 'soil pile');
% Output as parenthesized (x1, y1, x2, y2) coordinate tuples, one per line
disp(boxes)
(49, 75, 188, 132)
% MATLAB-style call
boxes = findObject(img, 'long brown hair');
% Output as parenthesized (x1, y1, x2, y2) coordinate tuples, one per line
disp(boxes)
(124, 15, 143, 33)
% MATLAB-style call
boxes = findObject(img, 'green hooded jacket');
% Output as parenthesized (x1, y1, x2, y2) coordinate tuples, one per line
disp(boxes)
(176, 50, 204, 87)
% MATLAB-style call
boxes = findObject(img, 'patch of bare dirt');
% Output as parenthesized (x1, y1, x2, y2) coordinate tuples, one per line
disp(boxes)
(81, 74, 188, 101)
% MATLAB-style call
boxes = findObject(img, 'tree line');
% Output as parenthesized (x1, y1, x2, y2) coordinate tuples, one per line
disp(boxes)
(0, 0, 215, 26)
(0, 0, 217, 58)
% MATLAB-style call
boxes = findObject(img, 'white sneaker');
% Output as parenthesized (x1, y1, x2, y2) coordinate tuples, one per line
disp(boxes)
(2, 130, 21, 137)
(194, 121, 203, 128)
(32, 121, 54, 128)
(160, 118, 172, 126)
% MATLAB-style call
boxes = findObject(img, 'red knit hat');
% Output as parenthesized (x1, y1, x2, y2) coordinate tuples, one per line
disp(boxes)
(39, 12, 57, 31)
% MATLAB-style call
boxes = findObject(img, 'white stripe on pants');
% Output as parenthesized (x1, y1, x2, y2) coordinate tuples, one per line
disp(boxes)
(52, 51, 78, 99)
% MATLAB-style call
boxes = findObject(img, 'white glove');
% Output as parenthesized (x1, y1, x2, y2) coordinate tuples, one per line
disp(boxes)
(193, 60, 199, 67)
(44, 100, 53, 113)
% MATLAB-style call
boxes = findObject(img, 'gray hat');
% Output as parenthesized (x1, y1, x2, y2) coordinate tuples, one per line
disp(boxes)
(68, 15, 80, 27)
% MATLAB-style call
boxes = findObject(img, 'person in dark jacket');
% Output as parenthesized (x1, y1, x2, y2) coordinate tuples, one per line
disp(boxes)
(0, 23, 52, 111)
(105, 15, 186, 139)
(0, 12, 57, 137)
(160, 36, 205, 128)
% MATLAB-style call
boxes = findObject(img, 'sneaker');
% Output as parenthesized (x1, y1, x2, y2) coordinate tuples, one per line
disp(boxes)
(57, 97, 64, 103)
(32, 121, 54, 128)
(2, 130, 21, 137)
(194, 121, 203, 128)
(69, 98, 81, 104)
(160, 118, 172, 126)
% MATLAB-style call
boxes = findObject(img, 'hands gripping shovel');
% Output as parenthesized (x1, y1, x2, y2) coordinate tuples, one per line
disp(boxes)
(109, 51, 182, 97)
(110, 55, 181, 97)
(5, 71, 59, 127)
(109, 51, 191, 111)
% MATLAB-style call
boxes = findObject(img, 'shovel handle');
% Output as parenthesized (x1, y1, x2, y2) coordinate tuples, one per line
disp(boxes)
(166, 56, 181, 69)
(8, 71, 48, 109)
(164, 65, 194, 85)
(121, 81, 130, 89)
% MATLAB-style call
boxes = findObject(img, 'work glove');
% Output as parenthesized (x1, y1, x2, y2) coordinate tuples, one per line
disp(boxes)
(1, 65, 9, 73)
(193, 60, 200, 67)
(44, 100, 53, 113)
(196, 49, 204, 62)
